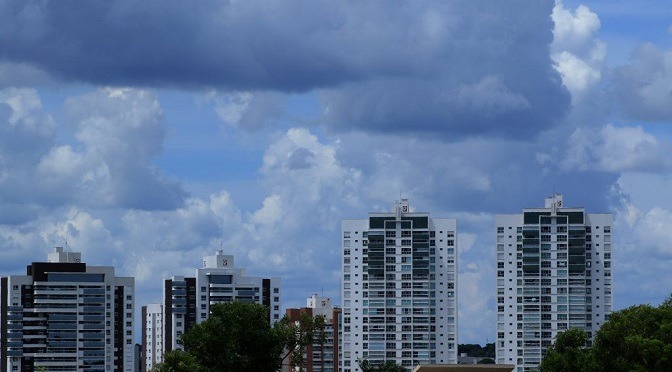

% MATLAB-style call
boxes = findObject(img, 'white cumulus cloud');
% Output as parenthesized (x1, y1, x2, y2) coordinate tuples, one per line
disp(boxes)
(563, 124, 672, 172)
(551, 1, 606, 102)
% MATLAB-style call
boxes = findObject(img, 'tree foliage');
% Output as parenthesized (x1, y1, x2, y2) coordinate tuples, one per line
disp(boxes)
(285, 310, 327, 372)
(662, 293, 672, 308)
(590, 302, 672, 371)
(478, 357, 496, 364)
(539, 328, 591, 372)
(540, 294, 672, 372)
(357, 359, 407, 372)
(152, 350, 203, 372)
(458, 343, 495, 358)
(152, 302, 325, 372)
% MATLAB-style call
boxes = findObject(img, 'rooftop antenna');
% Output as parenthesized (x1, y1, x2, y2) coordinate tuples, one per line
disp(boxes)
(65, 228, 69, 251)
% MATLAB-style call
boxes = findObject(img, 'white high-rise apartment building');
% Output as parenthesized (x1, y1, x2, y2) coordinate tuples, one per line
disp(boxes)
(341, 199, 458, 371)
(1, 247, 135, 372)
(195, 250, 282, 325)
(142, 303, 163, 371)
(495, 194, 613, 371)
(142, 250, 281, 371)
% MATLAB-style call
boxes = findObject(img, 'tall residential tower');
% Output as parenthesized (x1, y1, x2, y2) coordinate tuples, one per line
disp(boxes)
(341, 199, 458, 371)
(495, 194, 613, 371)
(1, 247, 135, 372)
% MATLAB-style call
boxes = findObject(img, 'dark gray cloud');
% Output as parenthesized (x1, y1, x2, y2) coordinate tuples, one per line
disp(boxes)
(0, 89, 55, 165)
(611, 43, 672, 122)
(0, 202, 40, 225)
(0, 0, 354, 90)
(286, 148, 314, 170)
(321, 1, 570, 138)
(335, 130, 619, 216)
(1, 0, 569, 138)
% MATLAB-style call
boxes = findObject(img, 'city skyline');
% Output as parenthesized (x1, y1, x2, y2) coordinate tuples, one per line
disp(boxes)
(0, 0, 671, 347)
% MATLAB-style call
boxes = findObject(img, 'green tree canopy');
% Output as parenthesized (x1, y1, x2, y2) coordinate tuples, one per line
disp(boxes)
(540, 293, 672, 372)
(590, 301, 672, 371)
(152, 302, 325, 372)
(153, 350, 203, 372)
(458, 343, 495, 358)
(357, 359, 407, 372)
(539, 328, 591, 372)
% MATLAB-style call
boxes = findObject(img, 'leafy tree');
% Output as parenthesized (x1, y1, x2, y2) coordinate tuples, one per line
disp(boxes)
(458, 343, 495, 358)
(152, 302, 325, 372)
(590, 300, 672, 371)
(662, 293, 672, 308)
(186, 301, 285, 371)
(478, 357, 496, 364)
(540, 294, 672, 372)
(539, 328, 591, 372)
(152, 350, 203, 372)
(357, 359, 407, 372)
(482, 342, 495, 358)
(284, 310, 327, 372)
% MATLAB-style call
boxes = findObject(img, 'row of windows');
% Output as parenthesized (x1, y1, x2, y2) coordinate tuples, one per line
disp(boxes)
(498, 226, 611, 233)
(346, 230, 455, 238)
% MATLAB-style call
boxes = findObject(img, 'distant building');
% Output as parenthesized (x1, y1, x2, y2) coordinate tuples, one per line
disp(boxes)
(495, 194, 613, 371)
(142, 250, 281, 371)
(134, 343, 141, 372)
(141, 303, 163, 371)
(1, 247, 135, 371)
(161, 276, 197, 354)
(457, 353, 482, 364)
(413, 364, 514, 372)
(341, 199, 458, 371)
(283, 293, 341, 372)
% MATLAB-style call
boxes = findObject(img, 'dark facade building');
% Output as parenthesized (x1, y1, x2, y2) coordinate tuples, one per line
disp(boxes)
(1, 247, 135, 372)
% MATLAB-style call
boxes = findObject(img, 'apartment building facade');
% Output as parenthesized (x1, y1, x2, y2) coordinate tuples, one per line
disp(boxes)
(1, 247, 135, 372)
(495, 194, 613, 371)
(140, 303, 163, 372)
(284, 294, 341, 372)
(341, 199, 458, 371)
(142, 250, 281, 371)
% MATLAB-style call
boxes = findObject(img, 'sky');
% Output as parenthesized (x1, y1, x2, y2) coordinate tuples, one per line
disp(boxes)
(0, 0, 671, 344)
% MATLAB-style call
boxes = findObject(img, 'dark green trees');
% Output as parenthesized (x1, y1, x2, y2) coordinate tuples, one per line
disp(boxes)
(590, 299, 672, 371)
(540, 294, 672, 372)
(539, 328, 592, 371)
(357, 359, 407, 372)
(457, 343, 495, 358)
(152, 301, 326, 372)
